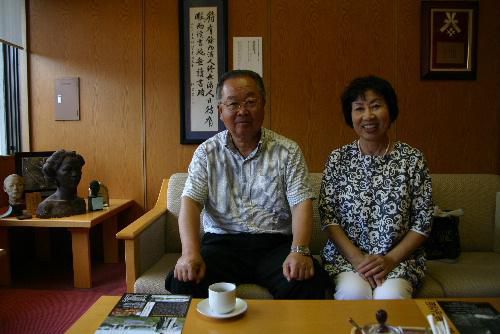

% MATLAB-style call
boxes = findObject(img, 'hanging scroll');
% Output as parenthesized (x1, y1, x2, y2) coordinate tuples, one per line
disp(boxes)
(180, 0, 227, 144)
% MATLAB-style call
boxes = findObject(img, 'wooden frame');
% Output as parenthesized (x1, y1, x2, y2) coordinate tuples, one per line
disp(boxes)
(14, 151, 56, 193)
(179, 0, 228, 144)
(421, 1, 478, 80)
(116, 178, 169, 292)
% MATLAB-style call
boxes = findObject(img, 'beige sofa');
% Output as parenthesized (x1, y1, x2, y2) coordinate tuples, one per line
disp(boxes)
(117, 173, 500, 298)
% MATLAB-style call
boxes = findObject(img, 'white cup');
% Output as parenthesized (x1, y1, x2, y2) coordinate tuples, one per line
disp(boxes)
(208, 282, 236, 314)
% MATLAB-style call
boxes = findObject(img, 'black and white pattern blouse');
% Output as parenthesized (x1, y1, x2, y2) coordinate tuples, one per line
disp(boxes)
(319, 141, 433, 288)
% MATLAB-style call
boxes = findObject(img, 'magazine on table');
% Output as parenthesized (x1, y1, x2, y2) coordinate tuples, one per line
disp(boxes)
(415, 299, 500, 334)
(437, 301, 500, 334)
(95, 293, 192, 334)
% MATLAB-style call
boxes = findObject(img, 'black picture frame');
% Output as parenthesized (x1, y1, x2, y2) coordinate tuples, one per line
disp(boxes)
(15, 151, 57, 193)
(421, 1, 479, 80)
(179, 0, 228, 144)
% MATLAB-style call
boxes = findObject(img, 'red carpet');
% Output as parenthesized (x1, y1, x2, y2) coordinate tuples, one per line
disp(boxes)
(0, 262, 126, 334)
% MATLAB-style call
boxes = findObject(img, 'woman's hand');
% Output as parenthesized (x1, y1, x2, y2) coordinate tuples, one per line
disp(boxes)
(356, 254, 396, 287)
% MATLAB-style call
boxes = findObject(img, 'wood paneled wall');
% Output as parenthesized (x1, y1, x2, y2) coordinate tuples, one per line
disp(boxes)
(28, 0, 144, 207)
(28, 0, 500, 210)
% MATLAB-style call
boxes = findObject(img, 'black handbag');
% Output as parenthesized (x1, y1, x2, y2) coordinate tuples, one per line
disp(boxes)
(424, 215, 461, 260)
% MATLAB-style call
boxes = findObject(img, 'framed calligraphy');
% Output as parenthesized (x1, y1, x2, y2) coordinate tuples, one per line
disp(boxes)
(180, 0, 228, 144)
(421, 1, 478, 80)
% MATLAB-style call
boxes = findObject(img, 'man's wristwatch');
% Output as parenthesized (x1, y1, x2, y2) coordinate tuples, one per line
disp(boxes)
(290, 245, 311, 256)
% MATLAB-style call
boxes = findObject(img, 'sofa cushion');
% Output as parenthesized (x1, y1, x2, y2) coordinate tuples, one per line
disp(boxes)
(430, 174, 500, 252)
(236, 284, 273, 299)
(414, 274, 446, 298)
(135, 253, 177, 294)
(165, 175, 187, 253)
(425, 252, 500, 297)
(310, 174, 328, 254)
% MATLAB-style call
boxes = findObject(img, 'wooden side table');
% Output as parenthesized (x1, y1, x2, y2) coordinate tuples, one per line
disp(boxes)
(0, 199, 134, 288)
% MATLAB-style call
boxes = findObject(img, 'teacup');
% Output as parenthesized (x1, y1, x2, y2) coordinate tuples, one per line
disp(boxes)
(208, 282, 236, 314)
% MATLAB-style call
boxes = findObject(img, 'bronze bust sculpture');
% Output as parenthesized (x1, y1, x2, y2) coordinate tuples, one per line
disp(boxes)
(36, 150, 86, 218)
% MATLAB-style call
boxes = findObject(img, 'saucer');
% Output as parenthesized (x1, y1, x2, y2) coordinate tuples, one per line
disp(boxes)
(196, 298, 248, 319)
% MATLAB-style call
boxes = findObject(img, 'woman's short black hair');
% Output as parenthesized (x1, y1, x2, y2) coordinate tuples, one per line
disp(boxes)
(340, 75, 399, 128)
(42, 149, 85, 182)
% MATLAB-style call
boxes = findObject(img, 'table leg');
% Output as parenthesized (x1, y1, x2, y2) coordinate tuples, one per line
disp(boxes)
(68, 228, 92, 288)
(0, 227, 11, 285)
(102, 216, 118, 263)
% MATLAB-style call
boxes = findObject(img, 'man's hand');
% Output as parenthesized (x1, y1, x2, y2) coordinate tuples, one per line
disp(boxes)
(174, 253, 206, 284)
(282, 252, 314, 281)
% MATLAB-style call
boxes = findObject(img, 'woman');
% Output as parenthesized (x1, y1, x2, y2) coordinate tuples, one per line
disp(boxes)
(36, 149, 86, 218)
(319, 76, 433, 299)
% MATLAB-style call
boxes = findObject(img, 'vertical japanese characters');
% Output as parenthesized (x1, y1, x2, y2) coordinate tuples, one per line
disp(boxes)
(190, 7, 218, 131)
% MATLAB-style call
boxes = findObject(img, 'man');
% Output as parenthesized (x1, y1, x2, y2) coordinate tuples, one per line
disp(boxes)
(2, 174, 25, 217)
(3, 174, 24, 206)
(165, 70, 325, 299)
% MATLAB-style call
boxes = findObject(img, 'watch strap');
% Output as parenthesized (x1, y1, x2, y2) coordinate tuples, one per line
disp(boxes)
(290, 245, 311, 256)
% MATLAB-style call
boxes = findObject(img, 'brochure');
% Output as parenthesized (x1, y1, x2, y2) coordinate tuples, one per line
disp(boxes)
(95, 293, 192, 334)
(415, 299, 500, 334)
(437, 301, 500, 334)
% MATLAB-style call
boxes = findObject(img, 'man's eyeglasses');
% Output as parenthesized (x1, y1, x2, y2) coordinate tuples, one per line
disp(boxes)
(220, 98, 258, 112)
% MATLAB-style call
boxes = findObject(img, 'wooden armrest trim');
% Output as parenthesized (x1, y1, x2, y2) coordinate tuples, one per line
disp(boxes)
(116, 178, 169, 240)
(116, 206, 167, 240)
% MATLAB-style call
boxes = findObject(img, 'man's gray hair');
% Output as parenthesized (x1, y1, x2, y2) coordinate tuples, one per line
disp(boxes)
(215, 70, 266, 102)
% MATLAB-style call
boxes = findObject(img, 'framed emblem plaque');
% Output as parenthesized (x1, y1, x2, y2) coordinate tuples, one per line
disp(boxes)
(421, 1, 478, 80)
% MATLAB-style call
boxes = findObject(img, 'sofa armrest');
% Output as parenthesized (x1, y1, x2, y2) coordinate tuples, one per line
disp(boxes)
(117, 179, 169, 292)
